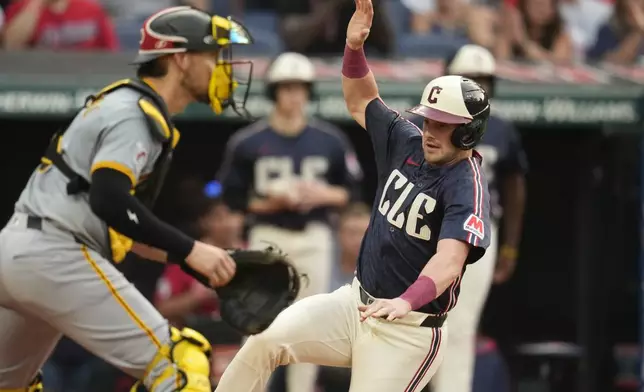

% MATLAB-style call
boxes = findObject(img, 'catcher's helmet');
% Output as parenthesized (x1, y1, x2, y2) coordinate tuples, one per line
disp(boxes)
(264, 52, 316, 101)
(407, 75, 490, 150)
(444, 44, 497, 97)
(133, 6, 254, 116)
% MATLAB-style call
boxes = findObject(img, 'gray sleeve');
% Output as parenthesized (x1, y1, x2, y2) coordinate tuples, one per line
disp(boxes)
(90, 113, 162, 185)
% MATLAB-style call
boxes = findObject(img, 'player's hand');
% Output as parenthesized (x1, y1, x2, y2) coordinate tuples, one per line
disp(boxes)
(346, 0, 373, 50)
(265, 179, 301, 210)
(358, 298, 412, 322)
(493, 246, 518, 284)
(271, 193, 301, 211)
(185, 241, 237, 287)
(294, 181, 327, 212)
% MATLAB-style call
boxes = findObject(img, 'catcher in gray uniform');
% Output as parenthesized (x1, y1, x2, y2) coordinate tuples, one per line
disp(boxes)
(0, 6, 254, 392)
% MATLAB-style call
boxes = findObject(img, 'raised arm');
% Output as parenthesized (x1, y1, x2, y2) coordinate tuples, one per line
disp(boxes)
(2, 0, 43, 49)
(342, 0, 380, 129)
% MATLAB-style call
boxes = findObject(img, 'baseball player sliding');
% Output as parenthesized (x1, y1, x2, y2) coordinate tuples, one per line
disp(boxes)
(0, 6, 254, 392)
(423, 44, 528, 392)
(218, 51, 361, 392)
(214, 0, 492, 391)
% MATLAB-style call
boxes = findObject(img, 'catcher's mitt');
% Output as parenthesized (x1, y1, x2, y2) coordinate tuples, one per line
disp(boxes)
(214, 246, 302, 335)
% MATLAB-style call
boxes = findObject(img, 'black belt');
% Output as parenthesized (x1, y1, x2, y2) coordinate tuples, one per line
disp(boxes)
(26, 215, 43, 231)
(359, 286, 446, 328)
(26, 215, 83, 245)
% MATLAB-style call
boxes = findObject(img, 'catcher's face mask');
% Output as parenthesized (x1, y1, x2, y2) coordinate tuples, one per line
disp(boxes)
(208, 16, 254, 117)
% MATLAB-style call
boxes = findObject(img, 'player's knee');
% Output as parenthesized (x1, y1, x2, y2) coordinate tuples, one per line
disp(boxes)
(0, 371, 44, 392)
(132, 326, 212, 392)
(242, 331, 292, 367)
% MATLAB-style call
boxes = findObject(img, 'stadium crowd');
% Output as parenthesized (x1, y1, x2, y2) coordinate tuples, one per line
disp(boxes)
(0, 0, 642, 64)
(0, 0, 640, 392)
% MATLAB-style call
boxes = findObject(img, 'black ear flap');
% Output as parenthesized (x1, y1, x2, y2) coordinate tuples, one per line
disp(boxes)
(450, 125, 468, 150)
(451, 121, 482, 151)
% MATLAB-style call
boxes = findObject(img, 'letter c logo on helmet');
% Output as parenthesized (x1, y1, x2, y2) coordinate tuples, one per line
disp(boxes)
(406, 75, 491, 150)
(131, 6, 255, 117)
(427, 86, 442, 104)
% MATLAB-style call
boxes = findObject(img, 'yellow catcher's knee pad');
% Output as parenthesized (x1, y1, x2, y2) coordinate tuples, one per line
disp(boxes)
(134, 327, 212, 392)
(0, 371, 44, 392)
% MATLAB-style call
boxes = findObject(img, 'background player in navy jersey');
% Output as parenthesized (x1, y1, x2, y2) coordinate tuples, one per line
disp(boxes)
(407, 44, 528, 392)
(217, 51, 362, 392)
(214, 1, 492, 391)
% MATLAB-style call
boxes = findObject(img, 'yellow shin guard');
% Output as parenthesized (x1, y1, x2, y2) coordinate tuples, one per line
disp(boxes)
(131, 327, 213, 392)
(0, 371, 44, 392)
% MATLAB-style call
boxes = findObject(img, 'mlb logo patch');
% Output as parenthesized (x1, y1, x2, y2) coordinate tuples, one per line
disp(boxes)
(463, 214, 485, 240)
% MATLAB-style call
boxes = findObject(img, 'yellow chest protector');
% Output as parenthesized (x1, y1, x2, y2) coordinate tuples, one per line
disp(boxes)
(42, 79, 180, 263)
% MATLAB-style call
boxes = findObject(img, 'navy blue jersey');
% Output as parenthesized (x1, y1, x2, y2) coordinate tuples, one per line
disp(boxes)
(218, 118, 362, 230)
(357, 98, 491, 315)
(410, 114, 528, 221)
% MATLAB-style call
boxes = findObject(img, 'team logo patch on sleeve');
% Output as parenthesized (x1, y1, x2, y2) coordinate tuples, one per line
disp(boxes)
(134, 141, 148, 173)
(463, 214, 485, 240)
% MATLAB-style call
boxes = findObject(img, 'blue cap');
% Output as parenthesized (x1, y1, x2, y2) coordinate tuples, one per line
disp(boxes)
(204, 180, 222, 199)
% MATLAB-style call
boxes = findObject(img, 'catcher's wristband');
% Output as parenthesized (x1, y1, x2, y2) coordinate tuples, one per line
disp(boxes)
(179, 261, 212, 288)
(167, 254, 212, 288)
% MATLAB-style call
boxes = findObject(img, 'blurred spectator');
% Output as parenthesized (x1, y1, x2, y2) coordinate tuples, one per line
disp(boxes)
(497, 0, 574, 63)
(154, 180, 243, 388)
(559, 0, 613, 57)
(0, 6, 4, 31)
(99, 0, 209, 24)
(471, 336, 512, 392)
(199, 182, 245, 249)
(276, 0, 393, 56)
(234, 0, 276, 12)
(329, 202, 370, 290)
(587, 0, 644, 64)
(401, 0, 498, 50)
(2, 0, 118, 51)
(155, 264, 219, 328)
(154, 181, 242, 328)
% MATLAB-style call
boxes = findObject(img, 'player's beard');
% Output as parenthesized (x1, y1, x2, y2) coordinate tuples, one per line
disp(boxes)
(424, 146, 458, 166)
